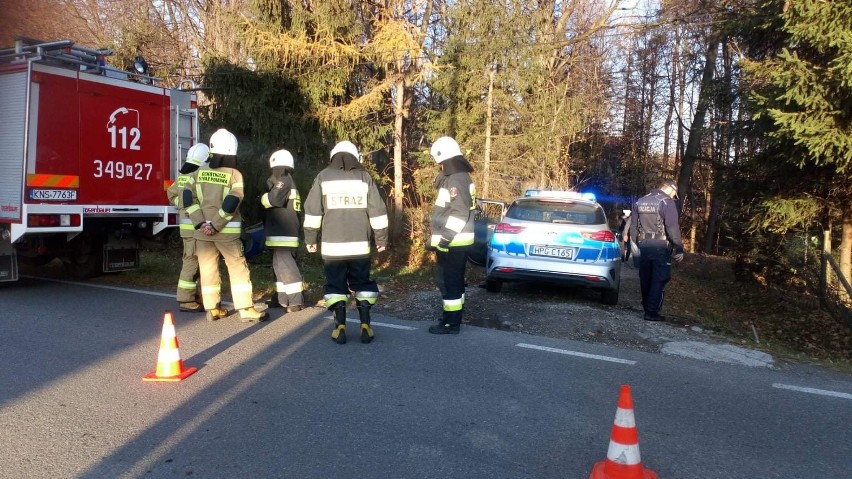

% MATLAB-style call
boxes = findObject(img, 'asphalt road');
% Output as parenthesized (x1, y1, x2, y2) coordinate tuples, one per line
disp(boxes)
(1, 277, 851, 479)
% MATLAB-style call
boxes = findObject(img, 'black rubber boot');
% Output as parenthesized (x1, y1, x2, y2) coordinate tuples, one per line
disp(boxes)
(428, 310, 461, 335)
(357, 300, 374, 344)
(330, 303, 347, 344)
(266, 295, 283, 308)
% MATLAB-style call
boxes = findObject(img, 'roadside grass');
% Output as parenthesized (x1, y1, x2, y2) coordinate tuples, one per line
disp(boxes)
(666, 254, 852, 372)
(107, 247, 328, 305)
(107, 249, 183, 290)
(86, 242, 435, 308)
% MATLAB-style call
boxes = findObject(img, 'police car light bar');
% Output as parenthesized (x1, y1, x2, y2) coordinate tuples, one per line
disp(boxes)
(524, 190, 596, 202)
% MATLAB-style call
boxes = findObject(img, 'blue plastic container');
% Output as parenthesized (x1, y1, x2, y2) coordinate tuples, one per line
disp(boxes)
(242, 223, 266, 259)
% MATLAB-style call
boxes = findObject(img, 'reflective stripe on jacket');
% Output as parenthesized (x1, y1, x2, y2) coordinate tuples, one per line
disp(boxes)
(167, 174, 194, 238)
(430, 172, 476, 247)
(303, 168, 388, 260)
(261, 174, 301, 249)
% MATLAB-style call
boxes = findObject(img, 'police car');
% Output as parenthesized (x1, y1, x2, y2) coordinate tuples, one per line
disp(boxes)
(482, 190, 621, 305)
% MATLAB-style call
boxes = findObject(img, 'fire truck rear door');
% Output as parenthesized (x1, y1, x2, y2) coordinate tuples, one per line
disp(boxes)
(76, 75, 169, 206)
(0, 69, 27, 223)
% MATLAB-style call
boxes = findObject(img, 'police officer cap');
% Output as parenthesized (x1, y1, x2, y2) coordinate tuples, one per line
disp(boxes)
(660, 179, 678, 197)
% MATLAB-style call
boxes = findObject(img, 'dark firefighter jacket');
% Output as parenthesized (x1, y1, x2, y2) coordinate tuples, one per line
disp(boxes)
(261, 169, 301, 249)
(430, 156, 476, 248)
(303, 153, 388, 260)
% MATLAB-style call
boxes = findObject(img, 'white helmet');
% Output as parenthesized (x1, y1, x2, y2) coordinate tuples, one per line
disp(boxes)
(209, 128, 238, 156)
(269, 149, 294, 168)
(330, 140, 360, 162)
(430, 136, 462, 163)
(185, 143, 210, 166)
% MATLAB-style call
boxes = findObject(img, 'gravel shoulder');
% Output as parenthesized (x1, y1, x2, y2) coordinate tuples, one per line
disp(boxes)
(376, 261, 714, 354)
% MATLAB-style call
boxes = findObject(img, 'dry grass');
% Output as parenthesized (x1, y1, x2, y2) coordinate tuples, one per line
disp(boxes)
(666, 254, 852, 371)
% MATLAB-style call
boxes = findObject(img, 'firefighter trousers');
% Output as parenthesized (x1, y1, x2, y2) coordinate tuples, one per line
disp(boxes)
(176, 237, 200, 303)
(197, 238, 254, 311)
(436, 247, 467, 325)
(322, 258, 378, 308)
(272, 248, 304, 307)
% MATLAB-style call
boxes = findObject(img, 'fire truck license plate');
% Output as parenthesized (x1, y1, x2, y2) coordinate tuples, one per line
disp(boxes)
(29, 189, 77, 201)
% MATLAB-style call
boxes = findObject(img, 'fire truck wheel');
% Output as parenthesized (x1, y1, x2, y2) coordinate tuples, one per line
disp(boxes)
(62, 232, 104, 279)
(19, 255, 55, 266)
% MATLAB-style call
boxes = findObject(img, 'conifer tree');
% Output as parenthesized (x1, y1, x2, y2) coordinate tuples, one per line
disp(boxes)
(236, 1, 434, 240)
(742, 0, 852, 285)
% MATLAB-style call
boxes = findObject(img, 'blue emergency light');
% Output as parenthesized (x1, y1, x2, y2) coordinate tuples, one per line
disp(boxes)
(524, 190, 596, 202)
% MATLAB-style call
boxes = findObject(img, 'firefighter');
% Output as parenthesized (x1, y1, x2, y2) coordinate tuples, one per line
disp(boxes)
(628, 179, 684, 321)
(427, 136, 476, 335)
(303, 141, 388, 344)
(260, 149, 304, 312)
(166, 142, 209, 312)
(183, 128, 267, 322)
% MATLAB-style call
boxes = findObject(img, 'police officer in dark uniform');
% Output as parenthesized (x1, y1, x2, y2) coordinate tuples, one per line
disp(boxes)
(629, 179, 684, 321)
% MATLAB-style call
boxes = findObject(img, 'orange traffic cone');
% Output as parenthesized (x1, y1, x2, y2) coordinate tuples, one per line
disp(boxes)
(589, 385, 658, 479)
(143, 312, 197, 382)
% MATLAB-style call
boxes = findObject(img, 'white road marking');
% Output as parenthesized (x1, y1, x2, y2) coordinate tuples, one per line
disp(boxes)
(772, 383, 852, 400)
(21, 275, 234, 305)
(343, 318, 417, 330)
(23, 275, 174, 298)
(24, 276, 421, 330)
(516, 343, 636, 365)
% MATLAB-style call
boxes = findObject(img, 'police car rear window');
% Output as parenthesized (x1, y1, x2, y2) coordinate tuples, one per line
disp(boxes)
(506, 199, 606, 225)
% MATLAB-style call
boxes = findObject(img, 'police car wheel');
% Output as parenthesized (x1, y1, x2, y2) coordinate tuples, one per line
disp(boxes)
(485, 279, 502, 293)
(600, 287, 619, 306)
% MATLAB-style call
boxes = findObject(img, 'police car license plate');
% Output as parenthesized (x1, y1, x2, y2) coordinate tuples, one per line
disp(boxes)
(530, 245, 574, 259)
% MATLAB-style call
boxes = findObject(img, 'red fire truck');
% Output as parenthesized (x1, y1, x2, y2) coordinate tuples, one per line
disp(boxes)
(0, 38, 198, 282)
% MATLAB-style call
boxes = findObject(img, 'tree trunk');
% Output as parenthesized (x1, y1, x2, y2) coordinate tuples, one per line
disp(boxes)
(663, 26, 678, 172)
(675, 28, 686, 171)
(677, 38, 719, 214)
(483, 65, 495, 198)
(841, 205, 852, 302)
(392, 76, 405, 241)
(703, 166, 723, 253)
(644, 51, 656, 161)
(689, 207, 697, 253)
(702, 41, 732, 253)
(622, 53, 632, 136)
